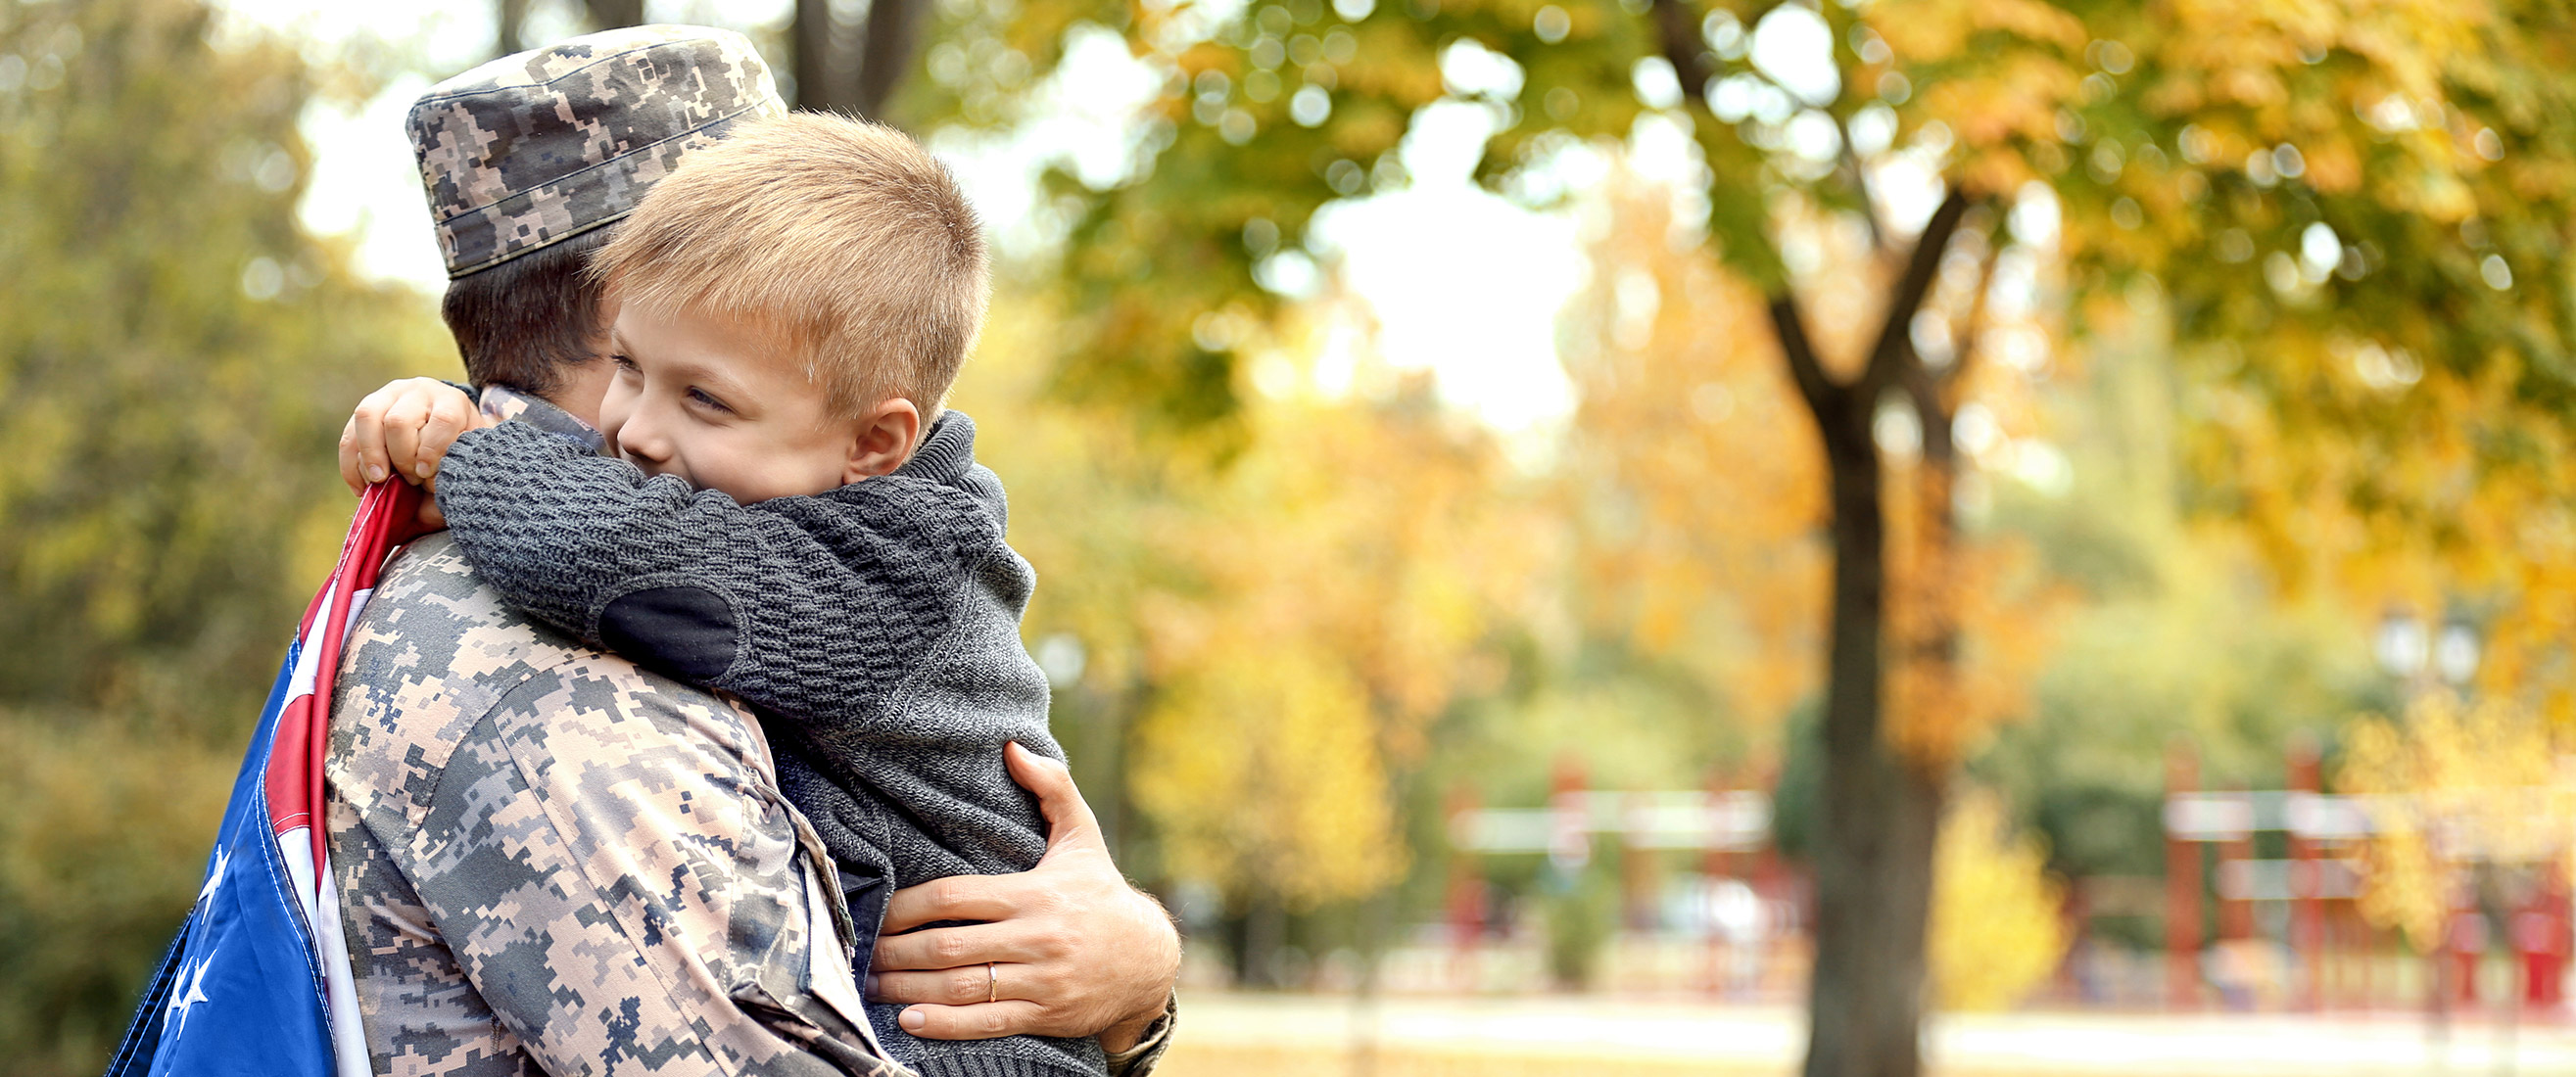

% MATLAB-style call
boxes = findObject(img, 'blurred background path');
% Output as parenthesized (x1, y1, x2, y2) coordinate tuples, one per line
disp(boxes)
(1161, 993, 2576, 1077)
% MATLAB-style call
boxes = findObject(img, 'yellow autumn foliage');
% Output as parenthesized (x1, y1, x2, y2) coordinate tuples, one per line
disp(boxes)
(1130, 636, 1407, 909)
(2338, 693, 2575, 951)
(1930, 790, 2070, 1011)
(963, 285, 1543, 912)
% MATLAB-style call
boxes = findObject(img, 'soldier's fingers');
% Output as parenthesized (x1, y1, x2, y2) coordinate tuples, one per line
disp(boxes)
(1005, 742, 1105, 857)
(866, 961, 1049, 1007)
(894, 1000, 1051, 1042)
(870, 920, 1032, 972)
(881, 874, 1023, 937)
(413, 387, 474, 479)
(338, 415, 366, 495)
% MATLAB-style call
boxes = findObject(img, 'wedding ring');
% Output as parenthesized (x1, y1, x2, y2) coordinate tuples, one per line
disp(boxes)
(985, 961, 997, 1004)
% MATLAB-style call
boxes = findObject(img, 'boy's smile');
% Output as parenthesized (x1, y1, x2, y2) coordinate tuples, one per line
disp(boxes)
(599, 299, 919, 504)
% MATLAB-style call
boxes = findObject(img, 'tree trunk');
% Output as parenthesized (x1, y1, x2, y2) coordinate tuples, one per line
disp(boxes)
(1798, 384, 1944, 1077)
(496, 0, 529, 56)
(1654, 0, 1974, 1047)
(792, 0, 842, 112)
(1765, 190, 1972, 1077)
(853, 0, 927, 118)
(1230, 891, 1288, 987)
(793, 0, 925, 118)
(582, 0, 644, 29)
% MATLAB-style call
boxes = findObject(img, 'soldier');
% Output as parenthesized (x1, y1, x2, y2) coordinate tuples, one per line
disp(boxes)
(328, 26, 1178, 1077)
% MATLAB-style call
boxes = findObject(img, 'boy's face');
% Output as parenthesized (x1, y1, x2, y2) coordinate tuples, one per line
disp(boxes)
(599, 300, 910, 503)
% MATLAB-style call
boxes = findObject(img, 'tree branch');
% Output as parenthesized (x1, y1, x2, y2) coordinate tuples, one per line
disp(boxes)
(1834, 112, 1890, 256)
(1650, 0, 1714, 105)
(1936, 236, 2004, 405)
(1770, 296, 1838, 416)
(1861, 188, 1975, 399)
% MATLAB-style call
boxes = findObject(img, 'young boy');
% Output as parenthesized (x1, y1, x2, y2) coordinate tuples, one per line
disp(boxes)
(345, 112, 1103, 1077)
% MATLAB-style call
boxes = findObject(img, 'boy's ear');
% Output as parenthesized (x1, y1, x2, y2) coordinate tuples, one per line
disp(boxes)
(843, 398, 923, 483)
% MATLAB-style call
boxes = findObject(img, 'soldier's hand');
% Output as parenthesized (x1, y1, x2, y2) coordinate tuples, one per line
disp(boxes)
(339, 378, 484, 512)
(868, 743, 1179, 1052)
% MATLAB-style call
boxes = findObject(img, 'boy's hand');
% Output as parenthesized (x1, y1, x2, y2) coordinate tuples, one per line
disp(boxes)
(340, 378, 484, 525)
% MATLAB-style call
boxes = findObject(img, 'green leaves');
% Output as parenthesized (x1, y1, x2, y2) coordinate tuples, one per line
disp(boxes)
(0, 4, 446, 1065)
(0, 0, 434, 715)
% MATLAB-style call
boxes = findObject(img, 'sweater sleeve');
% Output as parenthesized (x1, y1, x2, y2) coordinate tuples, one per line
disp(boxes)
(434, 420, 991, 731)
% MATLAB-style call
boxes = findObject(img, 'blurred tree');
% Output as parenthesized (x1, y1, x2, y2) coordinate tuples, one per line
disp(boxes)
(928, 0, 2576, 1069)
(0, 0, 443, 1070)
(494, 0, 647, 57)
(1554, 167, 1827, 734)
(1927, 787, 2066, 1011)
(1121, 381, 1529, 962)
(1974, 288, 2382, 922)
(2339, 692, 2570, 956)
(955, 284, 1547, 983)
(793, 0, 930, 119)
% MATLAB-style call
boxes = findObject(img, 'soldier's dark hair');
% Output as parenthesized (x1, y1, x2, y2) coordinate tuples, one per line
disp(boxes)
(440, 227, 615, 397)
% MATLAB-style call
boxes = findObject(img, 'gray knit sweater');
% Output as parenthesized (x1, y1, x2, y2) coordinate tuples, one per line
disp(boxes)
(435, 412, 1100, 1077)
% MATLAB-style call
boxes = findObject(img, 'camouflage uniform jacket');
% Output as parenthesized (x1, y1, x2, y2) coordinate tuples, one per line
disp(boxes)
(325, 528, 908, 1077)
(431, 406, 1096, 1077)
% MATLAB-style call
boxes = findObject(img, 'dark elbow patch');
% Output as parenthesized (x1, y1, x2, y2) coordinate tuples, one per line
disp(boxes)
(598, 585, 739, 681)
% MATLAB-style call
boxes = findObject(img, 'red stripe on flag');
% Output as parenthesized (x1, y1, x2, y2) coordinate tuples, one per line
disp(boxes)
(271, 481, 432, 875)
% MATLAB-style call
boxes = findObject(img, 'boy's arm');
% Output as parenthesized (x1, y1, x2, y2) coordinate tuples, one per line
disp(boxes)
(435, 420, 980, 725)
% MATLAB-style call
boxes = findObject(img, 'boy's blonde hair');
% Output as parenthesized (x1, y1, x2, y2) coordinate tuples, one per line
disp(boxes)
(591, 112, 988, 419)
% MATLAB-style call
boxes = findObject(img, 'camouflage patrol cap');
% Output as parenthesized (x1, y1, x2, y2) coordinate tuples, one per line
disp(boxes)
(408, 25, 787, 279)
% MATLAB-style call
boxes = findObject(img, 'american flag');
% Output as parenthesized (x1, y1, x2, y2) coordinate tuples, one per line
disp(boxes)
(107, 480, 430, 1077)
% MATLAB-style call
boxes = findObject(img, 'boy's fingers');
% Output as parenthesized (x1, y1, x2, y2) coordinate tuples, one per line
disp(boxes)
(414, 389, 474, 479)
(350, 388, 393, 486)
(382, 394, 431, 486)
(338, 416, 365, 495)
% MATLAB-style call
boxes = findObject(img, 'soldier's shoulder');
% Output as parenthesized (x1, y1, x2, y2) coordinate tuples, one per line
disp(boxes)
(350, 532, 582, 687)
(333, 533, 771, 814)
(331, 533, 589, 808)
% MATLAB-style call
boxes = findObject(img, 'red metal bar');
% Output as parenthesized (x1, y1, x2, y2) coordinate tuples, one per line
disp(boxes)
(2167, 744, 2202, 1010)
(2218, 792, 2256, 942)
(1443, 783, 1483, 991)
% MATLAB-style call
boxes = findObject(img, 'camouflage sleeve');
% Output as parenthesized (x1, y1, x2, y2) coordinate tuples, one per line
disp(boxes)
(433, 420, 980, 731)
(1104, 997, 1176, 1077)
(332, 792, 543, 1077)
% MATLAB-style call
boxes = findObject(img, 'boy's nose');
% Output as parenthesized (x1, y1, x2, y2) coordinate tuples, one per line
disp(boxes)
(615, 406, 674, 465)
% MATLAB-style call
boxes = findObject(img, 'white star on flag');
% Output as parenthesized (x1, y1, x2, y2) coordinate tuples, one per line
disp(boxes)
(197, 847, 229, 905)
(166, 950, 215, 1042)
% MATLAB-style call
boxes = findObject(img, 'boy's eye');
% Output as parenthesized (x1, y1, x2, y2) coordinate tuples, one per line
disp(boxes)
(611, 354, 640, 373)
(688, 388, 734, 414)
